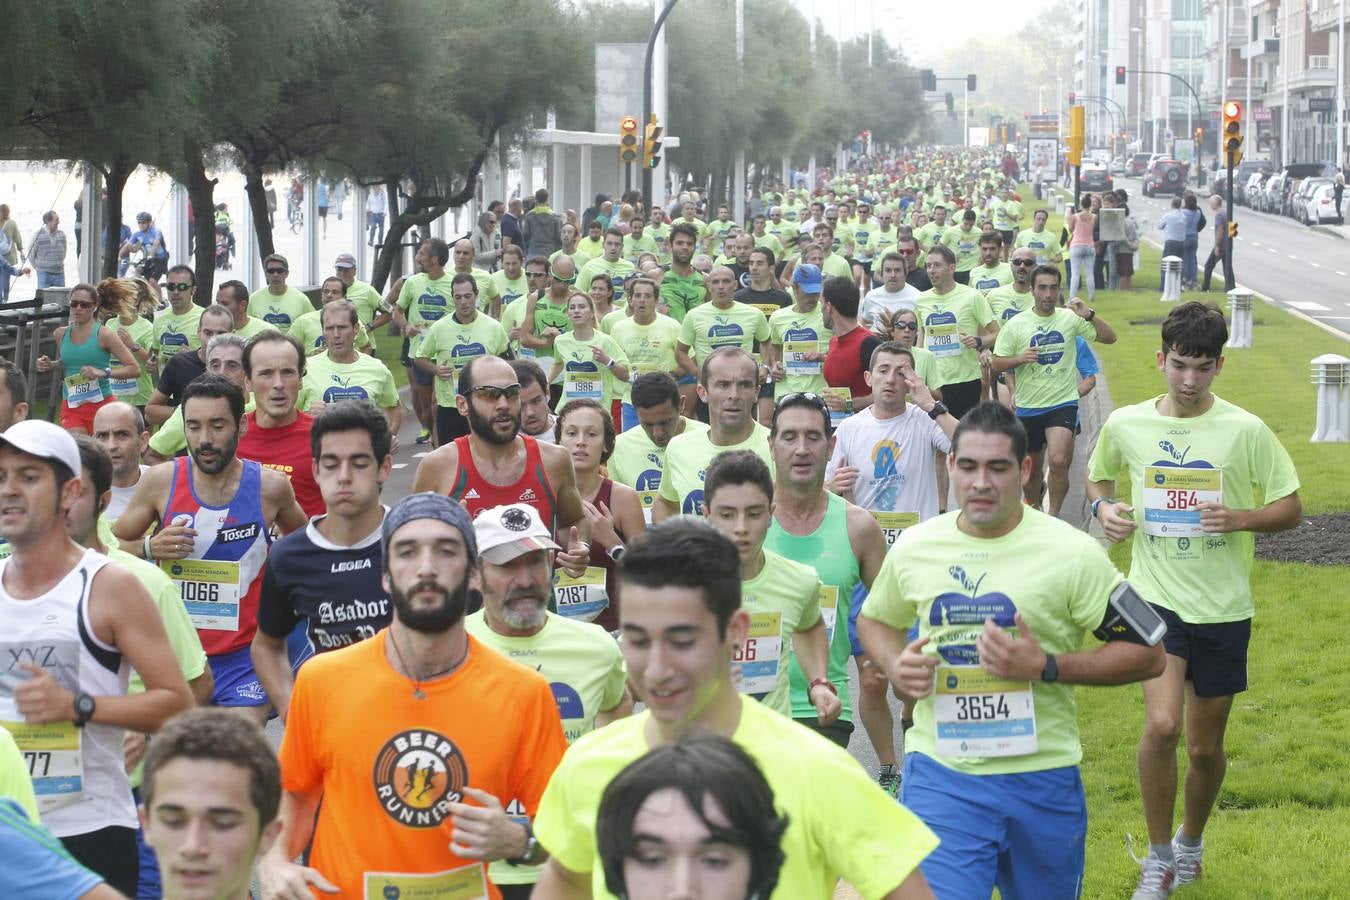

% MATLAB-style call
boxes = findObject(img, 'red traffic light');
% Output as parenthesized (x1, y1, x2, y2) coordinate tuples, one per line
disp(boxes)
(1223, 100, 1241, 119)
(1115, 66, 1126, 85)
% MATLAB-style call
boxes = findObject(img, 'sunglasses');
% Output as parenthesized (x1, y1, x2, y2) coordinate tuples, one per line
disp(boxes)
(463, 383, 521, 401)
(68, 299, 96, 310)
(551, 273, 577, 284)
(266, 268, 288, 275)
(891, 321, 918, 331)
(166, 282, 193, 291)
(526, 271, 549, 278)
(775, 391, 828, 410)
(1010, 259, 1037, 267)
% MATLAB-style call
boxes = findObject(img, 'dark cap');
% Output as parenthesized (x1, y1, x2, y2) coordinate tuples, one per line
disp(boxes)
(382, 493, 477, 564)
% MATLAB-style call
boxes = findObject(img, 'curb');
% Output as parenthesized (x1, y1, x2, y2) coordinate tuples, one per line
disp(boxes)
(1308, 224, 1348, 240)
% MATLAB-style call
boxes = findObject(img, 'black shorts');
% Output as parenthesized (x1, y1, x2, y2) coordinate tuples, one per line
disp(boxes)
(954, 270, 970, 285)
(940, 378, 983, 419)
(795, 716, 855, 749)
(63, 826, 139, 897)
(1000, 229, 1016, 246)
(400, 338, 434, 386)
(1153, 604, 1251, 698)
(1019, 404, 1079, 453)
(435, 404, 469, 445)
(859, 259, 874, 275)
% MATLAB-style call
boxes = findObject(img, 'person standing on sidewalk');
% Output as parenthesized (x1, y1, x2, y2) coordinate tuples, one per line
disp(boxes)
(0, 204, 26, 301)
(30, 211, 68, 289)
(1200, 195, 1234, 293)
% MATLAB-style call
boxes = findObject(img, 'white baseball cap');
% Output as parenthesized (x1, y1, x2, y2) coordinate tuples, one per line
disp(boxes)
(473, 504, 561, 565)
(0, 419, 82, 478)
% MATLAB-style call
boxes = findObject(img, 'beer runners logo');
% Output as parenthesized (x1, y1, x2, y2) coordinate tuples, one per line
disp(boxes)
(372, 729, 469, 827)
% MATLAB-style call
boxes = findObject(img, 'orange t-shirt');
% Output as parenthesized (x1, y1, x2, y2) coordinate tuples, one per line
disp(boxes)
(280, 629, 567, 899)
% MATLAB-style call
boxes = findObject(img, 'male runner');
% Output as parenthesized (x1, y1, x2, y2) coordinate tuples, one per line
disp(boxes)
(449, 237, 501, 319)
(252, 401, 394, 721)
(939, 209, 982, 285)
(298, 299, 402, 448)
(608, 276, 681, 431)
(239, 331, 326, 518)
(258, 493, 567, 899)
(514, 359, 559, 444)
(967, 232, 1014, 293)
(735, 246, 791, 319)
(393, 237, 453, 445)
(288, 276, 375, 355)
(606, 373, 707, 524)
(0, 419, 192, 895)
(520, 254, 575, 364)
(144, 334, 253, 470)
(768, 263, 831, 404)
(675, 265, 771, 394)
(140, 708, 281, 900)
(1014, 208, 1064, 266)
(578, 228, 638, 303)
(145, 304, 234, 426)
(92, 401, 149, 520)
(531, 519, 938, 900)
(415, 273, 510, 445)
(992, 265, 1116, 517)
(1086, 301, 1301, 897)
(248, 254, 312, 332)
(860, 251, 920, 327)
(214, 279, 273, 340)
(491, 244, 531, 308)
(411, 356, 586, 545)
(114, 375, 307, 724)
(657, 222, 707, 323)
(985, 247, 1038, 325)
(859, 403, 1166, 899)
(915, 244, 999, 419)
(333, 251, 384, 325)
(467, 502, 633, 898)
(151, 267, 205, 370)
(654, 348, 772, 519)
(821, 275, 882, 420)
(621, 215, 658, 263)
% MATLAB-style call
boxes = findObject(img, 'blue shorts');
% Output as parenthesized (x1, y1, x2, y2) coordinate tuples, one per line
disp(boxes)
(848, 582, 918, 656)
(208, 645, 269, 708)
(132, 787, 163, 898)
(400, 338, 435, 386)
(901, 752, 1087, 900)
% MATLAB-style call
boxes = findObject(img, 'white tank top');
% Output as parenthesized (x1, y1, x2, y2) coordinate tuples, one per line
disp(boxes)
(0, 548, 135, 836)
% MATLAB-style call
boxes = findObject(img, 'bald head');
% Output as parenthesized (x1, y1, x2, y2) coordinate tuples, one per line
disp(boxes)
(707, 266, 737, 302)
(92, 401, 148, 481)
(452, 239, 474, 270)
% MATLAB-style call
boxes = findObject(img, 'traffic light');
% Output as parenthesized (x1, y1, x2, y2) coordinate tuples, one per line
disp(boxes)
(967, 74, 977, 92)
(1228, 220, 1238, 239)
(1222, 100, 1243, 167)
(643, 116, 663, 169)
(1116, 66, 1127, 85)
(1067, 105, 1085, 167)
(945, 92, 955, 118)
(1194, 127, 1203, 146)
(620, 115, 639, 164)
(1068, 91, 1076, 105)
(920, 69, 937, 92)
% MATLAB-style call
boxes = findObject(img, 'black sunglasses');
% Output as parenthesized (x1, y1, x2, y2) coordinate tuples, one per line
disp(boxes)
(1010, 259, 1037, 267)
(266, 267, 288, 275)
(463, 383, 522, 401)
(165, 281, 193, 291)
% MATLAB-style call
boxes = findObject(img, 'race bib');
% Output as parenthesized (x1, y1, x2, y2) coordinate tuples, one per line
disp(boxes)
(818, 585, 839, 642)
(1141, 465, 1223, 538)
(784, 341, 822, 376)
(1, 720, 83, 813)
(822, 387, 852, 428)
(163, 559, 242, 631)
(933, 665, 1037, 758)
(565, 373, 603, 401)
(64, 374, 103, 407)
(925, 322, 962, 358)
(109, 376, 140, 398)
(553, 566, 609, 623)
(637, 489, 659, 525)
(364, 863, 487, 900)
(732, 611, 782, 699)
(872, 511, 921, 547)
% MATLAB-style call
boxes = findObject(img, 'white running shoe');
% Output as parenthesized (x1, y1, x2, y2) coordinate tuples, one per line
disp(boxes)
(1171, 828, 1204, 885)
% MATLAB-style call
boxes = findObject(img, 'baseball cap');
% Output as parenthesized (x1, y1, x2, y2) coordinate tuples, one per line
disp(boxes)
(0, 419, 81, 479)
(474, 504, 561, 565)
(382, 493, 477, 563)
(792, 264, 823, 295)
(334, 253, 357, 269)
(135, 211, 151, 221)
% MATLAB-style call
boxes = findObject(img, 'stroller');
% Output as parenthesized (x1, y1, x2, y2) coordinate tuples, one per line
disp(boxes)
(214, 222, 234, 270)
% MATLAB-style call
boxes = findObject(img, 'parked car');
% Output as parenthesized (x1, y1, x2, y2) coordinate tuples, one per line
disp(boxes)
(1080, 162, 1114, 192)
(1211, 159, 1273, 204)
(1142, 159, 1189, 196)
(1291, 178, 1332, 223)
(1242, 172, 1268, 208)
(1268, 163, 1339, 216)
(1302, 182, 1342, 224)
(1126, 152, 1152, 176)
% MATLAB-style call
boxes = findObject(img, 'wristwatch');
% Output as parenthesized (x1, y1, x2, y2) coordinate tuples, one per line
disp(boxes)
(507, 821, 542, 867)
(927, 401, 949, 420)
(1085, 307, 1097, 322)
(1090, 497, 1117, 520)
(607, 544, 627, 562)
(73, 692, 97, 728)
(1041, 655, 1059, 684)
(103, 367, 112, 379)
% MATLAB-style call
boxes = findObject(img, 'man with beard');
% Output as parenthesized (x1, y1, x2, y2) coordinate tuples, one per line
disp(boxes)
(466, 502, 632, 898)
(258, 493, 568, 900)
(114, 375, 307, 724)
(411, 356, 587, 554)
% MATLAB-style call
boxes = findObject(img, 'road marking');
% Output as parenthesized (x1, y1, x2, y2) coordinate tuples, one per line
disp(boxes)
(392, 463, 408, 469)
(1267, 247, 1278, 253)
(1285, 301, 1331, 311)
(1312, 262, 1322, 268)
(1287, 255, 1298, 260)
(1338, 271, 1348, 276)
(1249, 240, 1258, 246)
(412, 451, 430, 458)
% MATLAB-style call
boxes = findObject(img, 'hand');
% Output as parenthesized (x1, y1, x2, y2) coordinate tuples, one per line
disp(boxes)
(14, 663, 76, 724)
(960, 332, 979, 349)
(79, 365, 103, 381)
(258, 854, 339, 899)
(1198, 501, 1246, 534)
(36, 355, 52, 373)
(893, 635, 940, 700)
(1097, 501, 1137, 543)
(436, 364, 455, 379)
(978, 348, 993, 368)
(402, 323, 421, 338)
(823, 392, 847, 411)
(825, 465, 858, 498)
(118, 327, 135, 347)
(151, 524, 198, 560)
(904, 371, 936, 409)
(1016, 347, 1040, 365)
(553, 525, 590, 578)
(809, 683, 842, 725)
(447, 787, 526, 861)
(124, 732, 148, 773)
(389, 434, 401, 456)
(509, 327, 522, 342)
(769, 362, 785, 383)
(582, 499, 620, 550)
(543, 327, 562, 339)
(976, 613, 1047, 681)
(1067, 296, 1090, 317)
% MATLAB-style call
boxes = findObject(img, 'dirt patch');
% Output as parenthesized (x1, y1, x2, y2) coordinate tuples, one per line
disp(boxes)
(1255, 513, 1350, 565)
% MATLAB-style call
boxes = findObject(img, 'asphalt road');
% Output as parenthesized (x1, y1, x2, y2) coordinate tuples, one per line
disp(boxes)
(1114, 174, 1350, 340)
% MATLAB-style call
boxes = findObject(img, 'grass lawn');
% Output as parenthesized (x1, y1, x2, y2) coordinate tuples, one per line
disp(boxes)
(1015, 186, 1350, 896)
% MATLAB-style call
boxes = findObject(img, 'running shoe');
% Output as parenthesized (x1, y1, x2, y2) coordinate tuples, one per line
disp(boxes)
(415, 427, 432, 445)
(878, 764, 901, 799)
(1171, 828, 1203, 885)
(1130, 854, 1176, 899)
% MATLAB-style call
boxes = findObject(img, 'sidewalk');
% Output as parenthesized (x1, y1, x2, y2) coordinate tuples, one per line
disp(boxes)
(1310, 221, 1350, 240)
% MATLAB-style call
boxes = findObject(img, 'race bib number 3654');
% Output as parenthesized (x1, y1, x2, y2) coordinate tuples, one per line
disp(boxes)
(933, 665, 1037, 759)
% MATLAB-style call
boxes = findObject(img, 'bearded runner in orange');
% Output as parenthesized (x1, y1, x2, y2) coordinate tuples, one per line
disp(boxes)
(259, 493, 568, 899)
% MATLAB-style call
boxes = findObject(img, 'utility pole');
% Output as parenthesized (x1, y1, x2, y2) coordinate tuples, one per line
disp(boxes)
(734, 0, 745, 225)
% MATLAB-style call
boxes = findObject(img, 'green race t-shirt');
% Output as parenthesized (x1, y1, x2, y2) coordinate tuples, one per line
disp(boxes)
(704, 218, 737, 255)
(608, 314, 681, 402)
(527, 294, 571, 361)
(1086, 394, 1300, 623)
(148, 397, 256, 457)
(622, 232, 659, 263)
(678, 301, 770, 367)
(659, 270, 707, 322)
(821, 253, 853, 280)
(985, 284, 1034, 324)
(577, 257, 638, 303)
(247, 286, 312, 333)
(968, 262, 1013, 294)
(738, 550, 823, 716)
(993, 307, 1096, 413)
(287, 309, 373, 356)
(397, 272, 455, 357)
(608, 417, 708, 520)
(490, 271, 530, 309)
(415, 313, 510, 407)
(647, 224, 671, 264)
(659, 422, 772, 516)
(298, 352, 399, 411)
(235, 316, 277, 342)
(915, 284, 996, 386)
(552, 331, 629, 409)
(108, 315, 155, 406)
(768, 305, 831, 397)
(1014, 228, 1064, 264)
(862, 509, 1124, 776)
(152, 305, 203, 368)
(344, 279, 384, 325)
(940, 225, 983, 272)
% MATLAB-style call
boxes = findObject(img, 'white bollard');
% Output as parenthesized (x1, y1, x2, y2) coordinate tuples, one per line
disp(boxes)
(1310, 354, 1350, 443)
(1160, 256, 1183, 302)
(1053, 195, 1065, 215)
(1226, 289, 1255, 348)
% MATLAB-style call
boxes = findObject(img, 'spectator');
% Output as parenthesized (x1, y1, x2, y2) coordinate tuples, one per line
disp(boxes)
(501, 197, 524, 247)
(0, 204, 24, 300)
(581, 193, 609, 233)
(29, 211, 68, 289)
(1181, 191, 1206, 291)
(366, 186, 387, 247)
(1155, 196, 1188, 288)
(265, 178, 277, 227)
(521, 187, 563, 257)
(471, 210, 502, 270)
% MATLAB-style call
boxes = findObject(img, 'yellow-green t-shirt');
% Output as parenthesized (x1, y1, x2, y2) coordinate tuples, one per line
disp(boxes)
(397, 272, 455, 357)
(108, 315, 155, 406)
(1086, 394, 1300, 623)
(704, 218, 737, 255)
(152, 304, 203, 368)
(453, 267, 499, 313)
(993, 306, 1097, 412)
(659, 422, 772, 516)
(968, 262, 1013, 294)
(915, 284, 995, 386)
(768, 304, 832, 398)
(490, 271, 530, 309)
(862, 509, 1124, 775)
(985, 284, 1034, 324)
(647, 224, 672, 264)
(552, 331, 629, 410)
(247, 286, 312, 333)
(677, 301, 770, 367)
(235, 316, 277, 342)
(940, 225, 983, 272)
(533, 697, 938, 900)
(577, 257, 638, 303)
(287, 309, 373, 356)
(607, 314, 681, 402)
(1014, 228, 1064, 264)
(622, 232, 658, 263)
(345, 279, 384, 325)
(298, 352, 399, 411)
(549, 247, 592, 271)
(738, 550, 823, 715)
(607, 417, 709, 520)
(465, 610, 628, 887)
(148, 397, 256, 457)
(821, 252, 852, 280)
(415, 313, 510, 407)
(0, 729, 39, 822)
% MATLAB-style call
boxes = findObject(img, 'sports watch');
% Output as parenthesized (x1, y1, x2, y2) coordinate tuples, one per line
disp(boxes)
(74, 692, 97, 728)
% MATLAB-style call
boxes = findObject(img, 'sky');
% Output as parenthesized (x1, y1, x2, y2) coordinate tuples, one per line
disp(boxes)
(797, 0, 1058, 64)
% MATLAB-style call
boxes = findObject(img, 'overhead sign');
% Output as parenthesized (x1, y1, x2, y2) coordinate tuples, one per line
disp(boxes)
(1309, 97, 1335, 113)
(1027, 114, 1059, 134)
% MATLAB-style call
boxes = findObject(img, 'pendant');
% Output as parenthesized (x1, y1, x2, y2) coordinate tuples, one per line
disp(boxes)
(413, 688, 426, 700)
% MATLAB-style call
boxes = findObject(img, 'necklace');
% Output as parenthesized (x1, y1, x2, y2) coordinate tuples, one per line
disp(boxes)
(388, 630, 469, 700)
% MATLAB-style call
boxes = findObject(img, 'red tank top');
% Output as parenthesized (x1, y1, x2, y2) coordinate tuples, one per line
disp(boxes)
(450, 434, 558, 532)
(587, 479, 623, 633)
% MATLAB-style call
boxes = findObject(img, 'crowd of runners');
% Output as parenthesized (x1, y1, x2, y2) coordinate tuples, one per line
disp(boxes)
(0, 147, 1302, 899)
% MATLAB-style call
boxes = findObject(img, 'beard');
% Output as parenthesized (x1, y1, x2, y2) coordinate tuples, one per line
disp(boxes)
(188, 431, 239, 475)
(496, 590, 549, 631)
(466, 401, 520, 446)
(390, 571, 471, 634)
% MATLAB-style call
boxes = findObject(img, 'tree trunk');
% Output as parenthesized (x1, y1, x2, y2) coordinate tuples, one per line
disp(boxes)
(181, 142, 218, 305)
(242, 162, 275, 262)
(100, 157, 134, 279)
